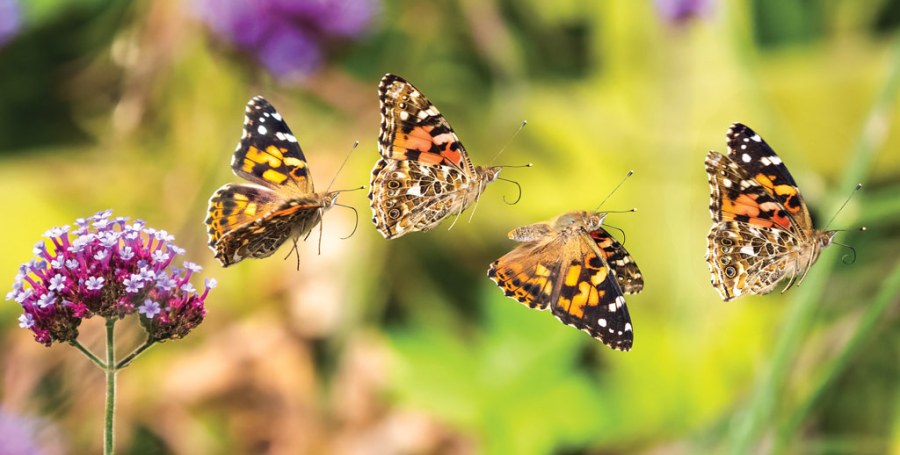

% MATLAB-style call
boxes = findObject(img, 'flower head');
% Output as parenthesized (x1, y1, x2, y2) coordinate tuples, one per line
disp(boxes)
(655, 0, 713, 26)
(7, 210, 215, 346)
(193, 0, 379, 82)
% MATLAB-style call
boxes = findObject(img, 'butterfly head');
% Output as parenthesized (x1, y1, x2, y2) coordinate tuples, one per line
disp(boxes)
(818, 230, 837, 248)
(554, 211, 608, 231)
(321, 191, 341, 209)
(477, 165, 503, 184)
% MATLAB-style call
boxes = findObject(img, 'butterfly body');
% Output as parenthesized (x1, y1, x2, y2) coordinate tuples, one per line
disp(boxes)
(489, 210, 642, 351)
(705, 123, 836, 301)
(206, 96, 339, 267)
(370, 74, 502, 239)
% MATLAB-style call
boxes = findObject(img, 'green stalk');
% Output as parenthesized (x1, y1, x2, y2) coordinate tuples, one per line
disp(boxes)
(774, 260, 900, 452)
(70, 340, 106, 369)
(728, 37, 900, 454)
(104, 318, 117, 455)
(116, 338, 156, 370)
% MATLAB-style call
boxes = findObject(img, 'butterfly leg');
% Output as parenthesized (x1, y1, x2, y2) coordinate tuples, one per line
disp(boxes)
(445, 201, 467, 231)
(317, 207, 325, 256)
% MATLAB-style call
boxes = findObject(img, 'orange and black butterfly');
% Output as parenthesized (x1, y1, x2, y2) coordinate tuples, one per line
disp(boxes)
(206, 96, 342, 267)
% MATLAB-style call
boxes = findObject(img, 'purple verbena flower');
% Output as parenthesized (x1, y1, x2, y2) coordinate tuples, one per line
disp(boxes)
(138, 299, 161, 319)
(0, 0, 20, 47)
(36, 292, 56, 309)
(7, 210, 215, 346)
(656, 0, 713, 26)
(85, 276, 104, 291)
(18, 313, 34, 329)
(192, 0, 379, 82)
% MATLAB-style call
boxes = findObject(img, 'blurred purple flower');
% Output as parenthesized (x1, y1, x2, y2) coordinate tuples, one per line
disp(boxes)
(193, 0, 379, 81)
(656, 0, 713, 25)
(0, 0, 20, 47)
(0, 409, 54, 455)
(6, 210, 214, 346)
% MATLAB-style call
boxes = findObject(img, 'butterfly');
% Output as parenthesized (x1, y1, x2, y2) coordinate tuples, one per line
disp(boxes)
(369, 73, 505, 239)
(705, 123, 837, 301)
(206, 96, 341, 267)
(488, 211, 643, 351)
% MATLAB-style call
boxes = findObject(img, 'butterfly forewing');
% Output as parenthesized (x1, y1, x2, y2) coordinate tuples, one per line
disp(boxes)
(705, 151, 794, 231)
(233, 96, 314, 195)
(378, 74, 475, 173)
(725, 123, 812, 231)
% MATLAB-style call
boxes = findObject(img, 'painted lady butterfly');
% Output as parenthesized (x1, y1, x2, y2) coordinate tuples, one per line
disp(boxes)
(488, 211, 643, 351)
(705, 123, 836, 301)
(369, 73, 505, 239)
(206, 96, 341, 267)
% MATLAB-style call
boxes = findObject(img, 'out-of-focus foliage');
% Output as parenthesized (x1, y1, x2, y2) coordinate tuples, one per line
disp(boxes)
(0, 0, 898, 454)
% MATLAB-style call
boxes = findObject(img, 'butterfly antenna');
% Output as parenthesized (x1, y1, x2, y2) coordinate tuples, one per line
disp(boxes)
(602, 222, 627, 246)
(831, 241, 858, 265)
(488, 120, 527, 166)
(334, 203, 360, 239)
(325, 141, 359, 193)
(595, 170, 634, 211)
(824, 183, 862, 230)
(495, 177, 522, 205)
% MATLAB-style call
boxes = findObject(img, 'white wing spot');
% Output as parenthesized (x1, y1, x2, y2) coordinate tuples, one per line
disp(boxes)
(284, 133, 298, 143)
(615, 296, 625, 308)
(751, 134, 762, 142)
(598, 318, 607, 327)
(257, 125, 267, 135)
(770, 156, 782, 165)
(272, 113, 282, 121)
(608, 303, 616, 312)
(625, 323, 633, 332)
(742, 153, 751, 163)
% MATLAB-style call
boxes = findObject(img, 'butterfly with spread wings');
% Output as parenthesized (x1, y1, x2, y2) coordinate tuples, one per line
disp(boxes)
(489, 211, 643, 351)
(206, 96, 343, 267)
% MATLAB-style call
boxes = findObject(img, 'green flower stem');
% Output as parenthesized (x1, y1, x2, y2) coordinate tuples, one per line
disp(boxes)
(70, 340, 106, 369)
(728, 37, 900, 455)
(115, 338, 156, 370)
(104, 318, 116, 455)
(774, 260, 900, 452)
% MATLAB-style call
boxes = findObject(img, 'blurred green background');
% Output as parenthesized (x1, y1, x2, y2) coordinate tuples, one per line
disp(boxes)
(0, 0, 898, 454)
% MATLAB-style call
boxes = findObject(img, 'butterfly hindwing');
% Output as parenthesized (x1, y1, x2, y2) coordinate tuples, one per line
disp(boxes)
(369, 158, 474, 238)
(232, 96, 314, 194)
(206, 183, 283, 248)
(590, 229, 644, 295)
